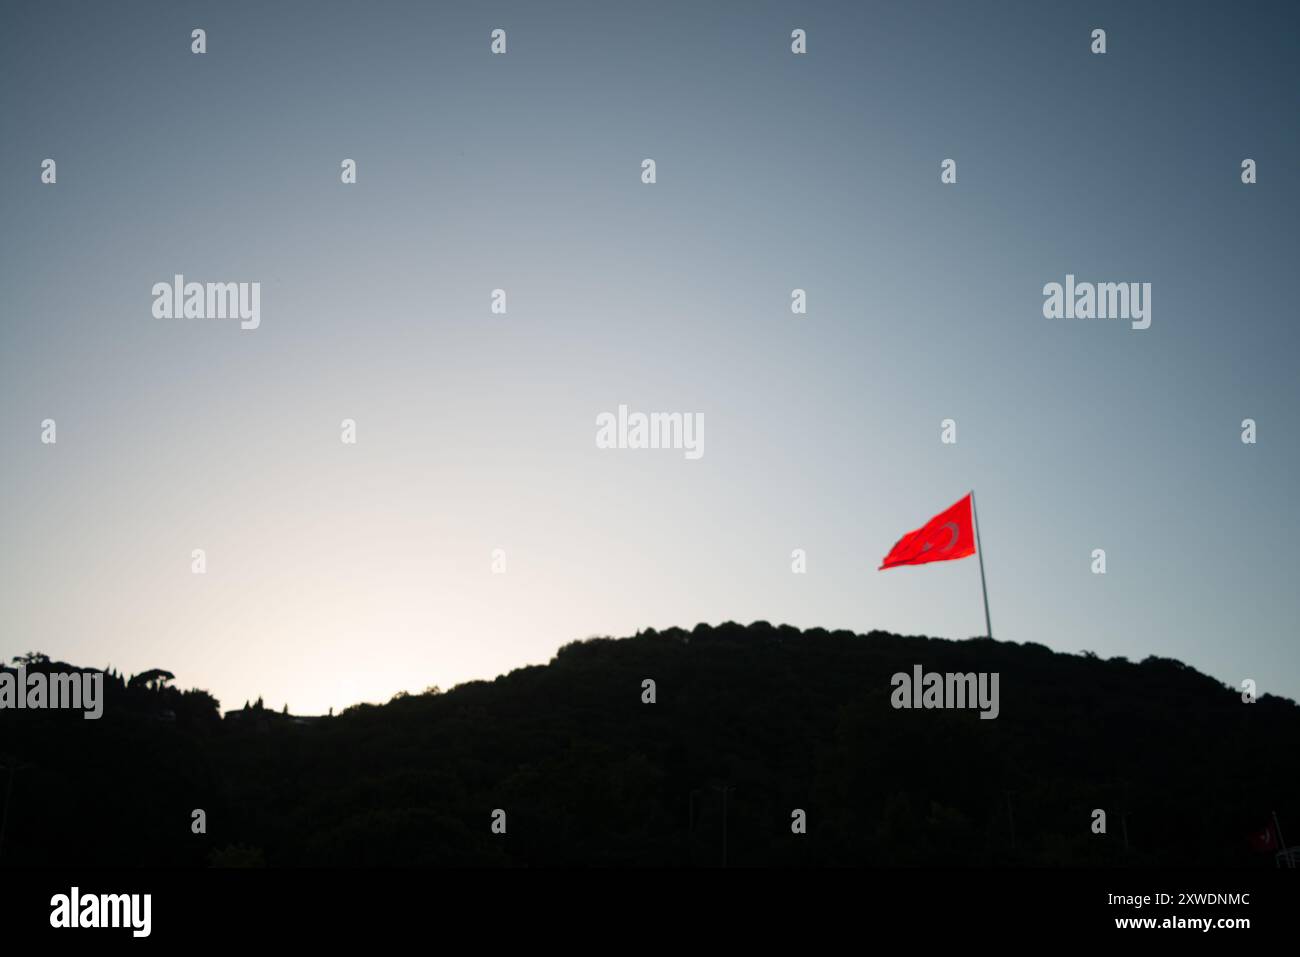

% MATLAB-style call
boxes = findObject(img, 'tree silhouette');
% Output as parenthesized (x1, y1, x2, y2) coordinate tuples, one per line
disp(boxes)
(0, 622, 1296, 867)
(129, 669, 175, 692)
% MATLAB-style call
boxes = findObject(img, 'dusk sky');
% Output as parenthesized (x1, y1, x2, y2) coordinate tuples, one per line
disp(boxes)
(2, 0, 1297, 714)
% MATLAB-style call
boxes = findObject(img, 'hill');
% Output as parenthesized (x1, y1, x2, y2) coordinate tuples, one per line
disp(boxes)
(1, 623, 1296, 867)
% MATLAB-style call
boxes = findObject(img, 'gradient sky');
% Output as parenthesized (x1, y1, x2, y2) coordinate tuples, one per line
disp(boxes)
(2, 1, 1298, 714)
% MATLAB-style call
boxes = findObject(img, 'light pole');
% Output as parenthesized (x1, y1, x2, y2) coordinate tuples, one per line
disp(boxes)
(1121, 780, 1131, 853)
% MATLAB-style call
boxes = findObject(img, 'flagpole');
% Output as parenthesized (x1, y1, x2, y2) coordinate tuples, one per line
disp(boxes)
(1273, 811, 1292, 868)
(971, 490, 993, 640)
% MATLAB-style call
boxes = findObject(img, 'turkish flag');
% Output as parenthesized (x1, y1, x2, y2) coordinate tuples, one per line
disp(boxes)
(879, 494, 977, 570)
(1249, 822, 1277, 853)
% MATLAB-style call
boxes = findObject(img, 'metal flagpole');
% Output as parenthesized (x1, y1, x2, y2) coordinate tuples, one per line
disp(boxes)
(971, 490, 993, 640)
(1272, 810, 1293, 869)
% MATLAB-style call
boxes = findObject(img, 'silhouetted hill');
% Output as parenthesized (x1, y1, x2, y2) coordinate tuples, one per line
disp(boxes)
(1, 624, 1296, 867)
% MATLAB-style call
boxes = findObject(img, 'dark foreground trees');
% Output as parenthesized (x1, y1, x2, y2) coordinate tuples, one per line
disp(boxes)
(0, 625, 1295, 867)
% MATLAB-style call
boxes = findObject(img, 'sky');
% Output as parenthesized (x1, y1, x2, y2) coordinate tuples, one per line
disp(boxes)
(2, 0, 1298, 714)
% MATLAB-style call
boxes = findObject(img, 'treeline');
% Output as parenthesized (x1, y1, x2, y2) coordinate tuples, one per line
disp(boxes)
(0, 624, 1296, 867)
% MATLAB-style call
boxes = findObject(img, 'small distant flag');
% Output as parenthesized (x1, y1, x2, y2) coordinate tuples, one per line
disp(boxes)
(879, 491, 994, 639)
(1249, 814, 1298, 867)
(1249, 821, 1278, 853)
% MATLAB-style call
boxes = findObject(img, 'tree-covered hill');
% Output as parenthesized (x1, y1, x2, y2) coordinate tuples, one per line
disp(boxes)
(1, 623, 1295, 867)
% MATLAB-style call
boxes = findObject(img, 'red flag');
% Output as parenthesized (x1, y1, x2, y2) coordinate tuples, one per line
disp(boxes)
(879, 494, 977, 570)
(1249, 822, 1277, 853)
